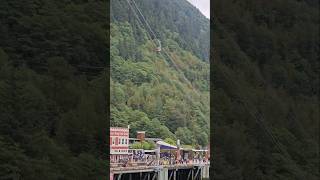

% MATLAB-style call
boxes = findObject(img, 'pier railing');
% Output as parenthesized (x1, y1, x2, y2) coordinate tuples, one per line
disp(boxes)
(111, 162, 210, 172)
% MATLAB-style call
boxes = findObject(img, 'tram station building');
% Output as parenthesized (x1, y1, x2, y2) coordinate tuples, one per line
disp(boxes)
(110, 127, 130, 163)
(110, 127, 209, 164)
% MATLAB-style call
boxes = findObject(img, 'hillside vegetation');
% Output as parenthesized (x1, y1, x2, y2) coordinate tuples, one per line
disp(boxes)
(110, 0, 210, 147)
(0, 0, 107, 179)
(212, 0, 319, 179)
(0, 0, 209, 178)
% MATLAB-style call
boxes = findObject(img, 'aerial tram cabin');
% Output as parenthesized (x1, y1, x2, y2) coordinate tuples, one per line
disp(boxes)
(154, 39, 161, 52)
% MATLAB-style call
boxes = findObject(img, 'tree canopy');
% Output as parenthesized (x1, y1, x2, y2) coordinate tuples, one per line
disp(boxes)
(110, 0, 210, 148)
(212, 0, 319, 179)
(0, 0, 107, 179)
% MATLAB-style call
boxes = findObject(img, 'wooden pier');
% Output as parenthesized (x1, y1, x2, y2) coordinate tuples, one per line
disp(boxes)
(111, 163, 210, 180)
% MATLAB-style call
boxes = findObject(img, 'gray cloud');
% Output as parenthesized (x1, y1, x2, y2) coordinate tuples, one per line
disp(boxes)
(187, 0, 210, 19)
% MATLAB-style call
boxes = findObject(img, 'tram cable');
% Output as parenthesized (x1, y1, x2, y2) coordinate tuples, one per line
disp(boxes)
(5, 60, 106, 82)
(125, 0, 160, 54)
(211, 43, 286, 154)
(125, 0, 201, 98)
(131, 0, 157, 39)
(215, 64, 289, 156)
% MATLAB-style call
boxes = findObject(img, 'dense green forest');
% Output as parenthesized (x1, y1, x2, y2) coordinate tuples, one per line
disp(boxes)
(0, 0, 209, 178)
(111, 0, 210, 61)
(212, 0, 319, 179)
(0, 0, 318, 179)
(0, 0, 107, 179)
(110, 0, 210, 148)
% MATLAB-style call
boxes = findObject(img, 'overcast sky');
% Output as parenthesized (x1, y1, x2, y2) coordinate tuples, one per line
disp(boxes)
(187, 0, 210, 19)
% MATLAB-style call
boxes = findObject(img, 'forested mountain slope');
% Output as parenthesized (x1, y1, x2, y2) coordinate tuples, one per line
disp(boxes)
(212, 0, 319, 179)
(110, 0, 210, 147)
(111, 0, 210, 61)
(0, 0, 107, 179)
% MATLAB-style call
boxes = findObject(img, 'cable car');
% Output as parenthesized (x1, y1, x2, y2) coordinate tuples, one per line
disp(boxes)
(154, 39, 161, 52)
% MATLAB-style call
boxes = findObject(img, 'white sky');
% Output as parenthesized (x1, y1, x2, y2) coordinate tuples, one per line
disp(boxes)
(187, 0, 210, 19)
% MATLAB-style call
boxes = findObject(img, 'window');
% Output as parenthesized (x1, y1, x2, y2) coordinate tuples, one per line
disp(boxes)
(122, 139, 124, 144)
(119, 138, 121, 144)
(112, 138, 115, 145)
(125, 139, 127, 144)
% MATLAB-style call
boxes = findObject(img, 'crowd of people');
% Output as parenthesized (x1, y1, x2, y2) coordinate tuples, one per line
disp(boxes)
(112, 151, 209, 167)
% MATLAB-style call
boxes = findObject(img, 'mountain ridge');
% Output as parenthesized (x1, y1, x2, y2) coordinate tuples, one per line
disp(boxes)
(111, 0, 210, 61)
